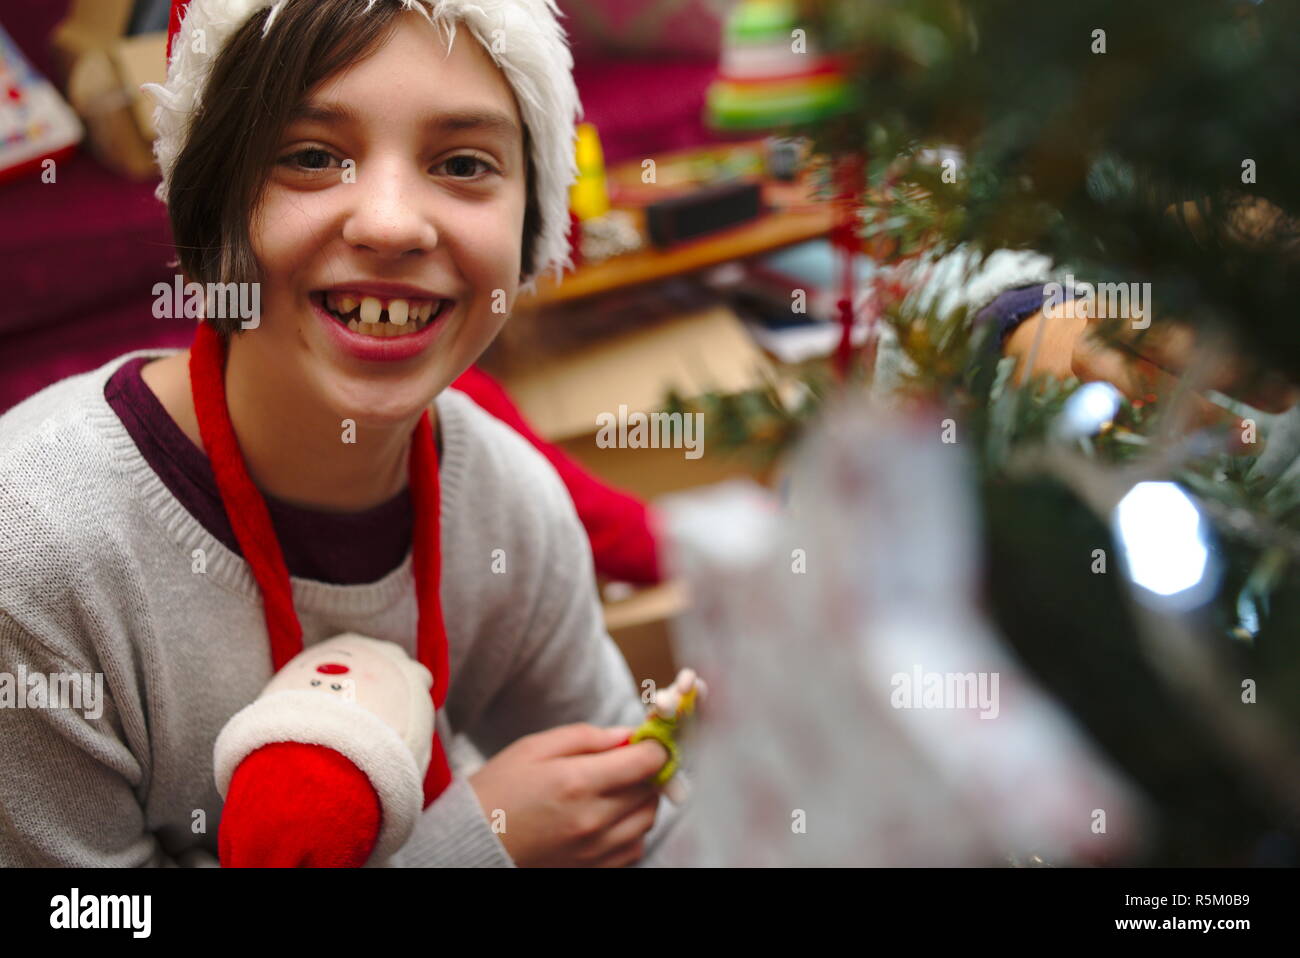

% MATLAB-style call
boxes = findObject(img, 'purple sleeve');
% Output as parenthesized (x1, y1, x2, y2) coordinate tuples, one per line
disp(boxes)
(973, 284, 1050, 350)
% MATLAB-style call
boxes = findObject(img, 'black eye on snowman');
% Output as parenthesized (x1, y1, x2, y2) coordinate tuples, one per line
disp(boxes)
(310, 679, 321, 687)
(331, 683, 343, 691)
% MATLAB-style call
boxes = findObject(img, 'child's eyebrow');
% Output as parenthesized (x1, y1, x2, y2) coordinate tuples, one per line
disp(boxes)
(289, 101, 521, 147)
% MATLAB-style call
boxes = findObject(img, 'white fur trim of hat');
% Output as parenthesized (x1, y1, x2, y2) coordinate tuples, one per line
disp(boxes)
(141, 0, 583, 294)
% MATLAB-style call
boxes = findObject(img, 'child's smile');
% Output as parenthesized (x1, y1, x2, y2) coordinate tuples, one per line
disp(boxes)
(316, 287, 450, 337)
(310, 292, 452, 361)
(309, 283, 455, 363)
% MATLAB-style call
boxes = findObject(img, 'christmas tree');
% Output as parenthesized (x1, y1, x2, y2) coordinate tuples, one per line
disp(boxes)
(665, 0, 1300, 865)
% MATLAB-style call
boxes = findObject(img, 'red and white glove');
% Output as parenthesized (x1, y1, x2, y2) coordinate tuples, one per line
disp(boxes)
(213, 634, 435, 867)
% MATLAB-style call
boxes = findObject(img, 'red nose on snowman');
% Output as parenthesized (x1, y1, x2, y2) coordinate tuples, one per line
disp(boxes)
(214, 633, 435, 867)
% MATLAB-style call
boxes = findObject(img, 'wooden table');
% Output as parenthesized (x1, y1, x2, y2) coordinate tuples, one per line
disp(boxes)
(516, 139, 839, 309)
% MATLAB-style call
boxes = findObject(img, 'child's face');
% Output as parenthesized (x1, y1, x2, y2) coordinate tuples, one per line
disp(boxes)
(248, 11, 527, 425)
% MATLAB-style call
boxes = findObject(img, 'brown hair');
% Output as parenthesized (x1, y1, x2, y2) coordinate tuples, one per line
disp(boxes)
(166, 0, 539, 336)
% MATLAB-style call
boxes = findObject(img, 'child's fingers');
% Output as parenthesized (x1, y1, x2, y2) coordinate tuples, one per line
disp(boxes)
(586, 799, 659, 866)
(524, 723, 634, 759)
(592, 838, 648, 868)
(573, 739, 668, 793)
(589, 782, 659, 830)
(563, 784, 657, 857)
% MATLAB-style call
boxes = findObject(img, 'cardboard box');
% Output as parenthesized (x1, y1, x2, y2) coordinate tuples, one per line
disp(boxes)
(52, 1, 166, 180)
(116, 32, 168, 142)
(501, 303, 774, 433)
(503, 303, 781, 494)
(49, 0, 136, 76)
(602, 582, 689, 690)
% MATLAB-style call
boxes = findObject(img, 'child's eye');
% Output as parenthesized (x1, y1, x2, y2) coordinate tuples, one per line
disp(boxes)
(437, 154, 498, 180)
(280, 147, 339, 172)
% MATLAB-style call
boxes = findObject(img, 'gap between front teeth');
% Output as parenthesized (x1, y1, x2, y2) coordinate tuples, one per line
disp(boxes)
(325, 292, 438, 325)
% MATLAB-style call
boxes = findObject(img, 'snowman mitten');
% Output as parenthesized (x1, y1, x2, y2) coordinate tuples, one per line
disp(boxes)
(214, 634, 435, 867)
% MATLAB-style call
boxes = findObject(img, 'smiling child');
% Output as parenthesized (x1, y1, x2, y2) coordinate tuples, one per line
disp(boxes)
(0, 0, 675, 868)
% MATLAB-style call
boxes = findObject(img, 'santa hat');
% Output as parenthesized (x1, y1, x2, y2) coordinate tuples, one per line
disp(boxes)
(143, 0, 583, 294)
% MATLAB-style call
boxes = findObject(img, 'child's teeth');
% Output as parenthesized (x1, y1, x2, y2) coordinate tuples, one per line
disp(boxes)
(325, 292, 358, 315)
(327, 293, 442, 337)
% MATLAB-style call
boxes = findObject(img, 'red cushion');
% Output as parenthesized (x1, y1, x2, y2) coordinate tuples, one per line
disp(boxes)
(572, 56, 721, 165)
(0, 148, 173, 342)
(557, 0, 723, 60)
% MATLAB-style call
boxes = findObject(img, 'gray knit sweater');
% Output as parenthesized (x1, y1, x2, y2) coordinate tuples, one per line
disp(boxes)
(0, 349, 670, 867)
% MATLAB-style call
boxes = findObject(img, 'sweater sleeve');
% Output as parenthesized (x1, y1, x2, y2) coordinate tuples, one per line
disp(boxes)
(466, 467, 649, 755)
(386, 471, 640, 867)
(455, 461, 688, 864)
(383, 775, 515, 867)
(0, 611, 199, 867)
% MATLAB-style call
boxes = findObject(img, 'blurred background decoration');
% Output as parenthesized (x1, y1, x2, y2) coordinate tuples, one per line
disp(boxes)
(704, 0, 855, 133)
(0, 20, 82, 187)
(654, 407, 1148, 867)
(653, 0, 1300, 865)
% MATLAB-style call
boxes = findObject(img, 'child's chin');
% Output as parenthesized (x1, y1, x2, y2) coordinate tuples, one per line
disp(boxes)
(323, 379, 433, 429)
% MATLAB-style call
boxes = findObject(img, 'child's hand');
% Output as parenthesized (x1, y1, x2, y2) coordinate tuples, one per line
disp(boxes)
(468, 723, 666, 867)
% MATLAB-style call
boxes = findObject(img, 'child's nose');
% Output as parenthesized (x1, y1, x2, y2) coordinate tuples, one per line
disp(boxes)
(341, 159, 440, 258)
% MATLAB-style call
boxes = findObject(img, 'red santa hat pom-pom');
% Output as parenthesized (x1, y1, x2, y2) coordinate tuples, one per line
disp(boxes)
(219, 741, 383, 868)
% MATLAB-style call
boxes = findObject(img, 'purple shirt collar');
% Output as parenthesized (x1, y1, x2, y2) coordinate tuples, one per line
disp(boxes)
(104, 355, 434, 585)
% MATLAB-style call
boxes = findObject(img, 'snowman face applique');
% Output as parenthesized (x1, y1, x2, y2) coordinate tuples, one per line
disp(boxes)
(308, 660, 356, 700)
(261, 634, 435, 755)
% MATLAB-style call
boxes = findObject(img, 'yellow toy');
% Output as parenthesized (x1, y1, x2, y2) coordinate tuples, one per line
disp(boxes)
(569, 122, 610, 221)
(629, 668, 707, 805)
